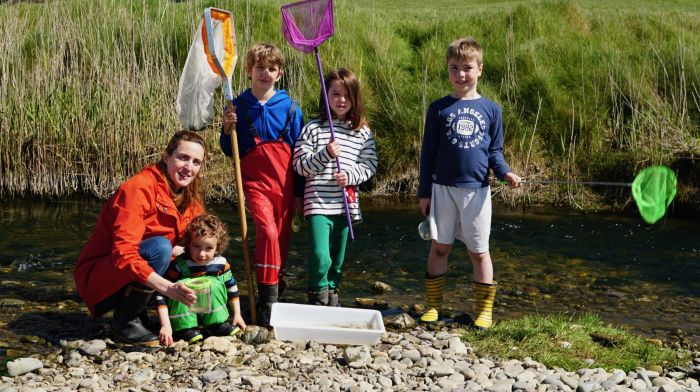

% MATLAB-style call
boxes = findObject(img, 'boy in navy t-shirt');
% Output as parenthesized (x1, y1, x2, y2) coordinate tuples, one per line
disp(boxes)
(418, 37, 520, 329)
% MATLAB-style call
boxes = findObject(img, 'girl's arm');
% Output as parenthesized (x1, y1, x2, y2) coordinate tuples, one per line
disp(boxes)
(156, 303, 173, 347)
(293, 122, 335, 177)
(342, 129, 378, 186)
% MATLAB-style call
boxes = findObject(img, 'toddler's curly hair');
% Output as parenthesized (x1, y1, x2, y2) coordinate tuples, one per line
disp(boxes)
(183, 214, 229, 256)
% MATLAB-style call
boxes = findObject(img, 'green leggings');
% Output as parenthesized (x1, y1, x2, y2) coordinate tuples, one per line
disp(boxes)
(307, 214, 349, 291)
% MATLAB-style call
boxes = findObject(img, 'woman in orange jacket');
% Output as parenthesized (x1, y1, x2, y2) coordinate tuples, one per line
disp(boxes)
(75, 130, 207, 346)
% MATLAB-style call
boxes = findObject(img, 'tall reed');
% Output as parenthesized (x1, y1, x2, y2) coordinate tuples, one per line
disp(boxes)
(1, 0, 698, 211)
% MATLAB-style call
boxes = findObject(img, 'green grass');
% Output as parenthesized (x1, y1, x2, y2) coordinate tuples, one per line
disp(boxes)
(463, 313, 688, 372)
(1, 0, 698, 210)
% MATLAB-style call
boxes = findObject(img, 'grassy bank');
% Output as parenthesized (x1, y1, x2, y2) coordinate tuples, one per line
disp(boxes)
(463, 313, 689, 372)
(1, 0, 699, 213)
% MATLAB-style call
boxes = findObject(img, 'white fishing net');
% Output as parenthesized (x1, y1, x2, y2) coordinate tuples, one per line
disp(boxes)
(176, 11, 236, 131)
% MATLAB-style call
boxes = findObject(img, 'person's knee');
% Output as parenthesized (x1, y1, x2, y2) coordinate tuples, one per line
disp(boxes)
(432, 243, 451, 258)
(469, 250, 490, 264)
(139, 236, 172, 275)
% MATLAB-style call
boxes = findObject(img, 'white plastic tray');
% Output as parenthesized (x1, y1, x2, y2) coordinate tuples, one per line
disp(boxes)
(270, 303, 385, 345)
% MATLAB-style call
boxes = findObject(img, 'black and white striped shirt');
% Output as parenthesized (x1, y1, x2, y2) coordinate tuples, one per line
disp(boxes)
(293, 119, 377, 219)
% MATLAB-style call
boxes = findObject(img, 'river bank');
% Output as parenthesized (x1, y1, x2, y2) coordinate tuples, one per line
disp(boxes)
(3, 324, 700, 392)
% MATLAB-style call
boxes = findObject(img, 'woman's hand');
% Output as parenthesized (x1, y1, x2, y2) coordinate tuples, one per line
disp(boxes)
(222, 105, 237, 135)
(326, 141, 341, 158)
(334, 171, 348, 187)
(146, 273, 196, 305)
(159, 324, 173, 347)
(165, 281, 196, 306)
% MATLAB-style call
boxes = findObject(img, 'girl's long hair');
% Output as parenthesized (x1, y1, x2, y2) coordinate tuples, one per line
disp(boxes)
(156, 130, 208, 212)
(318, 68, 367, 131)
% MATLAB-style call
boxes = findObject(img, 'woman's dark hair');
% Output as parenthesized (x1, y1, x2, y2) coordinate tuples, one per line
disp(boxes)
(318, 68, 367, 130)
(156, 130, 208, 212)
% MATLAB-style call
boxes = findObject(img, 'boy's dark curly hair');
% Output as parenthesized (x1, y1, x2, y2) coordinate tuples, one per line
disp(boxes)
(183, 214, 229, 256)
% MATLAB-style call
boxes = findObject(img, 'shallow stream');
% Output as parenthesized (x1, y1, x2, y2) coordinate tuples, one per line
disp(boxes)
(0, 199, 698, 355)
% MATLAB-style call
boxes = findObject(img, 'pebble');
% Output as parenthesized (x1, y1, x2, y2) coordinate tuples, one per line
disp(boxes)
(6, 358, 42, 377)
(1, 327, 698, 392)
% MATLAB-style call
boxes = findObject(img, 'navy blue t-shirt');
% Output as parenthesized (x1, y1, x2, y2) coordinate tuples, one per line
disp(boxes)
(418, 95, 511, 198)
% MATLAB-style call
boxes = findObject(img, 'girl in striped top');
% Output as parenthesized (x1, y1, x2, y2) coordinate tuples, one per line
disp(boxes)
(293, 68, 378, 307)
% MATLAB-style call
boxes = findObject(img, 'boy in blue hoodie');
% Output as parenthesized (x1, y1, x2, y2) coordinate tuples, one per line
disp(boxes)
(220, 43, 303, 326)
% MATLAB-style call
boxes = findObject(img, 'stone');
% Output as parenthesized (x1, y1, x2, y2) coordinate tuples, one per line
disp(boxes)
(343, 346, 372, 365)
(576, 381, 601, 392)
(354, 298, 389, 309)
(485, 379, 514, 392)
(201, 336, 236, 354)
(133, 369, 155, 384)
(78, 340, 106, 356)
(201, 369, 228, 384)
(370, 281, 392, 293)
(0, 299, 25, 307)
(6, 358, 43, 377)
(448, 337, 470, 356)
(384, 313, 416, 330)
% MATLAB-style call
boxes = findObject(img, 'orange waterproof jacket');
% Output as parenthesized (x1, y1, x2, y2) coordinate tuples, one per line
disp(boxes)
(74, 165, 204, 317)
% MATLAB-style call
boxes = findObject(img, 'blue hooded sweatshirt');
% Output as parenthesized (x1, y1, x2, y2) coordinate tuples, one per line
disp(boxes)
(219, 89, 303, 158)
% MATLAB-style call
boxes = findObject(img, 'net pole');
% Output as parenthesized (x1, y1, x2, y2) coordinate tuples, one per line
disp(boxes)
(203, 8, 257, 324)
(314, 47, 355, 240)
(523, 180, 632, 187)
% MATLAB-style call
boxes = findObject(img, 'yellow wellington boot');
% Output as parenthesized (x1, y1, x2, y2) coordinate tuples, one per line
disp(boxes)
(420, 274, 445, 323)
(473, 281, 497, 330)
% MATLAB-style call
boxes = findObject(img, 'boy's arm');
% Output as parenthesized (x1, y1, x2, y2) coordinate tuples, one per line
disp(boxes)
(223, 262, 245, 329)
(418, 103, 439, 199)
(486, 105, 511, 180)
(343, 130, 378, 186)
(228, 297, 246, 330)
(155, 296, 173, 347)
(219, 107, 234, 157)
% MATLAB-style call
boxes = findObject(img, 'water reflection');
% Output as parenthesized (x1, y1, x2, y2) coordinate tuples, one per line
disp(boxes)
(0, 199, 698, 344)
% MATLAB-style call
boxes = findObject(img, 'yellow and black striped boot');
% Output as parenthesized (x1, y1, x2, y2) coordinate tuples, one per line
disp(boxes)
(473, 281, 497, 330)
(420, 274, 445, 323)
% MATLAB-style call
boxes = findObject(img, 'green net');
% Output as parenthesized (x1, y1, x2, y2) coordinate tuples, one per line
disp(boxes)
(631, 166, 677, 224)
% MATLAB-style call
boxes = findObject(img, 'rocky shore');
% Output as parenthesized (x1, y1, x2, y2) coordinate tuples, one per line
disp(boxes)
(3, 323, 700, 392)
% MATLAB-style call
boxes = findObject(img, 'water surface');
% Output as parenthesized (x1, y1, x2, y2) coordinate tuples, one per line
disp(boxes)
(1, 199, 698, 347)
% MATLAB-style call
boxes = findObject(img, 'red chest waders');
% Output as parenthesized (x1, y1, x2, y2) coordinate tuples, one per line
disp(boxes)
(241, 139, 295, 285)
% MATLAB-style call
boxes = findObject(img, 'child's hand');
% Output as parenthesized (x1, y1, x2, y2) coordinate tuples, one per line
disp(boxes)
(232, 314, 247, 331)
(222, 105, 237, 135)
(503, 172, 521, 189)
(159, 325, 173, 347)
(326, 140, 341, 158)
(419, 198, 431, 216)
(172, 245, 185, 258)
(334, 171, 348, 187)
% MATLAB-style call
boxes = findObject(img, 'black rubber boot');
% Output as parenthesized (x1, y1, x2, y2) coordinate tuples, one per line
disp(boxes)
(138, 309, 159, 333)
(327, 288, 341, 307)
(111, 284, 160, 347)
(307, 287, 329, 306)
(256, 283, 278, 327)
(278, 269, 288, 297)
(205, 321, 240, 337)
